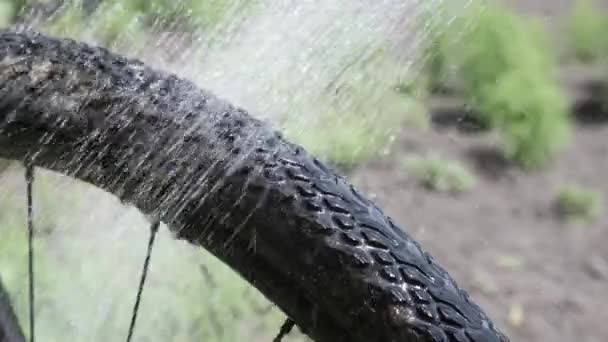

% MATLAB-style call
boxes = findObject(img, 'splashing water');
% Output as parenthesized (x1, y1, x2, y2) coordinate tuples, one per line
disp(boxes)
(180, 1, 418, 115)
(0, 0, 471, 341)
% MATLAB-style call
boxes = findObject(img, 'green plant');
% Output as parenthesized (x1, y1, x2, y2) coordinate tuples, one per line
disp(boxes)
(284, 50, 427, 167)
(479, 70, 571, 168)
(419, 2, 571, 168)
(458, 3, 571, 169)
(554, 185, 602, 223)
(402, 154, 476, 193)
(567, 0, 608, 63)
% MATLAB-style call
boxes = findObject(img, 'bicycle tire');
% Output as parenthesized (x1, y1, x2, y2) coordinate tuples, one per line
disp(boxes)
(0, 276, 24, 342)
(0, 30, 508, 342)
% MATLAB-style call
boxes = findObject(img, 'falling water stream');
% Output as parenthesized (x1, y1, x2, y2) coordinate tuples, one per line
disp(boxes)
(0, 0, 470, 340)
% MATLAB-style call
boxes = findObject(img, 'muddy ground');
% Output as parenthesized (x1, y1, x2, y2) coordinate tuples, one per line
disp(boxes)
(348, 1, 608, 341)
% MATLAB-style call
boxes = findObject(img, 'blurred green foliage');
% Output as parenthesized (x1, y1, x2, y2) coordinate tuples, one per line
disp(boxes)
(0, 0, 20, 27)
(0, 0, 253, 47)
(422, 2, 571, 169)
(419, 4, 469, 94)
(461, 5, 570, 169)
(43, 1, 147, 46)
(284, 50, 427, 167)
(0, 169, 296, 341)
(403, 154, 476, 193)
(286, 88, 425, 168)
(554, 184, 602, 224)
(567, 0, 608, 63)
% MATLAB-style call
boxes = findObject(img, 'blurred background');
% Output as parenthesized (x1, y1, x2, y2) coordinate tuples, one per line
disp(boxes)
(1, 0, 608, 341)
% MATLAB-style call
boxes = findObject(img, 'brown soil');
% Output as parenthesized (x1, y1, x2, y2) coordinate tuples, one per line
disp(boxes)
(348, 2, 608, 341)
(351, 122, 608, 342)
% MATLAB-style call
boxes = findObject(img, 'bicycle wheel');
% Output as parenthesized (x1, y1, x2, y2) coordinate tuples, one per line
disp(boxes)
(0, 30, 508, 342)
(0, 276, 24, 342)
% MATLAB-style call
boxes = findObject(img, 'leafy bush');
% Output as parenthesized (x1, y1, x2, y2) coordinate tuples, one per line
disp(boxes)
(567, 0, 608, 63)
(402, 154, 476, 193)
(554, 185, 602, 223)
(477, 70, 571, 168)
(422, 2, 571, 169)
(462, 6, 570, 168)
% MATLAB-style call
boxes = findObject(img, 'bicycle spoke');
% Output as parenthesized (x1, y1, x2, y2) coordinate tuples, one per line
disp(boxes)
(126, 220, 160, 342)
(24, 165, 35, 342)
(272, 318, 295, 342)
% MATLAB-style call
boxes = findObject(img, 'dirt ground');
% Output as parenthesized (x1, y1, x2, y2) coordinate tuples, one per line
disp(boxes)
(348, 1, 608, 341)
(352, 120, 608, 342)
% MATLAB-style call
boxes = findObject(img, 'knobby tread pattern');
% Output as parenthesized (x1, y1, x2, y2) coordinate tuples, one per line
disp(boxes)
(231, 141, 508, 342)
(0, 30, 508, 342)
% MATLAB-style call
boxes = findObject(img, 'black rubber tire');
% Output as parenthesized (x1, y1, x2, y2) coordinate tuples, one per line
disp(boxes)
(0, 30, 508, 342)
(0, 276, 24, 342)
